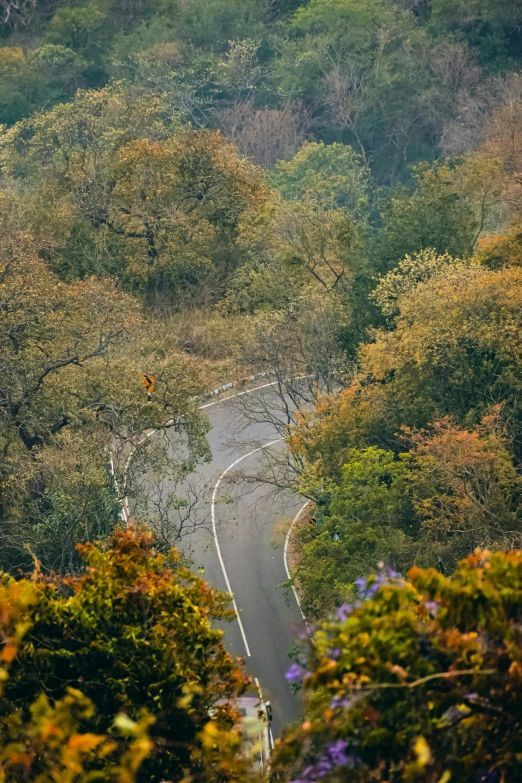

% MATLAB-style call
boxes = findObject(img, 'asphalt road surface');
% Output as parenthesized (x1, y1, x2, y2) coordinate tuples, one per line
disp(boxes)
(175, 384, 307, 736)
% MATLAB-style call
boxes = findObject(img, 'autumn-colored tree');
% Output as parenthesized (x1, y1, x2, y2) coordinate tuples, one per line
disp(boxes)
(364, 263, 522, 450)
(3, 528, 254, 783)
(293, 258, 522, 478)
(285, 251, 522, 615)
(405, 416, 522, 567)
(273, 549, 522, 782)
(0, 85, 268, 305)
(0, 528, 258, 782)
(0, 209, 208, 571)
(107, 131, 267, 302)
(0, 572, 153, 783)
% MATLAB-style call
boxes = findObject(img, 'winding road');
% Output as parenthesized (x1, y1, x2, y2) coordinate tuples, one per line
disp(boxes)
(174, 384, 307, 736)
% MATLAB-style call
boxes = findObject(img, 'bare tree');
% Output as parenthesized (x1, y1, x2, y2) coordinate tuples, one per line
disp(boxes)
(220, 290, 350, 503)
(218, 101, 312, 168)
(321, 66, 370, 161)
(122, 427, 213, 553)
(439, 70, 522, 157)
(0, 0, 37, 27)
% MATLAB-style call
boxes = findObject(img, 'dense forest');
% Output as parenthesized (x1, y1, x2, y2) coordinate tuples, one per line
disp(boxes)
(2, 0, 522, 781)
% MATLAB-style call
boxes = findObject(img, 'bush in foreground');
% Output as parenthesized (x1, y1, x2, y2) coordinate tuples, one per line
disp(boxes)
(1, 528, 253, 783)
(273, 550, 522, 783)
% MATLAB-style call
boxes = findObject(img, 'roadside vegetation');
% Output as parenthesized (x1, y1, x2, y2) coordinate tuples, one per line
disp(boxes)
(2, 0, 522, 780)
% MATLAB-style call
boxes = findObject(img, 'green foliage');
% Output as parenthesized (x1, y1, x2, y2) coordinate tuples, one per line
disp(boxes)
(44, 4, 108, 58)
(288, 249, 522, 616)
(0, 84, 268, 304)
(294, 447, 415, 617)
(150, 0, 268, 50)
(273, 549, 522, 782)
(1, 0, 522, 775)
(271, 142, 369, 212)
(375, 162, 479, 271)
(0, 529, 256, 782)
(428, 0, 522, 69)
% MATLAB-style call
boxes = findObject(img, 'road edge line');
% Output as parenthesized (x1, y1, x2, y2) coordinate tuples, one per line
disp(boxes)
(211, 438, 283, 659)
(284, 501, 313, 634)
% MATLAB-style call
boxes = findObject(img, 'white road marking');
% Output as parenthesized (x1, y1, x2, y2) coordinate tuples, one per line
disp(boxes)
(211, 438, 283, 658)
(117, 375, 310, 668)
(200, 380, 281, 409)
(118, 379, 283, 518)
(284, 502, 312, 634)
(119, 375, 308, 517)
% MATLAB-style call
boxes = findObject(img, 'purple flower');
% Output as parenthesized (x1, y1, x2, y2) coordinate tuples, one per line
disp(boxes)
(328, 648, 341, 660)
(316, 760, 333, 775)
(330, 695, 351, 709)
(465, 693, 479, 701)
(424, 600, 439, 617)
(355, 576, 367, 593)
(290, 742, 363, 783)
(337, 603, 352, 621)
(285, 663, 311, 682)
(327, 740, 349, 766)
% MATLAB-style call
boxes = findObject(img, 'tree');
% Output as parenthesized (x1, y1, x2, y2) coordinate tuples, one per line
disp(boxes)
(4, 528, 254, 783)
(43, 4, 108, 60)
(0, 210, 208, 572)
(250, 198, 358, 292)
(0, 0, 41, 30)
(271, 141, 369, 212)
(0, 85, 268, 305)
(371, 248, 463, 317)
(0, 572, 154, 783)
(292, 447, 415, 618)
(218, 101, 310, 169)
(428, 0, 522, 70)
(479, 88, 522, 220)
(374, 161, 486, 271)
(363, 263, 522, 453)
(405, 415, 522, 568)
(0, 47, 34, 125)
(272, 549, 522, 782)
(271, 0, 438, 180)
(292, 256, 522, 481)
(149, 0, 269, 52)
(286, 252, 522, 598)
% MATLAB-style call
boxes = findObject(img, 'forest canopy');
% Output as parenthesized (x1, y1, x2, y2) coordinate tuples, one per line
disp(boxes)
(2, 1, 522, 781)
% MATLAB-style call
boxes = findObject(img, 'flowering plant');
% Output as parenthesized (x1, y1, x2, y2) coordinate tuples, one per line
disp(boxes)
(273, 551, 522, 782)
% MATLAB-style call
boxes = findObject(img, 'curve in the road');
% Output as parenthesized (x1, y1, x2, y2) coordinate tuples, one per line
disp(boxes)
(284, 501, 311, 632)
(122, 379, 307, 733)
(211, 437, 284, 658)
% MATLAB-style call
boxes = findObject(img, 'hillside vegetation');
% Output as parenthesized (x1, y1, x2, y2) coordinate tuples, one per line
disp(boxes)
(2, 1, 522, 781)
